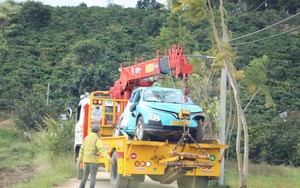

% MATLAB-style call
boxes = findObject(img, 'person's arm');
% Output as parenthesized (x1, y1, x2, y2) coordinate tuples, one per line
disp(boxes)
(96, 139, 114, 163)
(78, 140, 84, 162)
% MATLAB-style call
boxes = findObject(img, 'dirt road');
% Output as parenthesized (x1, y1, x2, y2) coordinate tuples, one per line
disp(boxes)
(55, 172, 177, 188)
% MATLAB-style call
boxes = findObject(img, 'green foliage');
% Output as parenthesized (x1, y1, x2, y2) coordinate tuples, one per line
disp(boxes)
(243, 55, 269, 92)
(224, 160, 300, 187)
(242, 0, 300, 14)
(11, 155, 76, 188)
(242, 55, 276, 109)
(0, 128, 22, 147)
(0, 117, 75, 187)
(173, 0, 208, 24)
(136, 0, 164, 9)
(0, 1, 299, 169)
(0, 0, 21, 29)
(15, 95, 64, 131)
(19, 1, 52, 28)
(264, 115, 300, 166)
(33, 118, 74, 156)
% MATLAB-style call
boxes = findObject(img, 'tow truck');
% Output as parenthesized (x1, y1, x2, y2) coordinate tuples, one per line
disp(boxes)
(74, 45, 227, 188)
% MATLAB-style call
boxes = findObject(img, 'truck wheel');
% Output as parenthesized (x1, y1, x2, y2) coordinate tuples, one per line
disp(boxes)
(148, 175, 162, 182)
(77, 160, 83, 180)
(127, 180, 140, 188)
(110, 150, 128, 188)
(126, 175, 143, 188)
(177, 176, 208, 188)
(135, 116, 149, 141)
(195, 122, 204, 143)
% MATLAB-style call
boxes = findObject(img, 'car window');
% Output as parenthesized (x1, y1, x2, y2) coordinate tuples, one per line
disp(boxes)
(143, 90, 160, 102)
(143, 89, 195, 104)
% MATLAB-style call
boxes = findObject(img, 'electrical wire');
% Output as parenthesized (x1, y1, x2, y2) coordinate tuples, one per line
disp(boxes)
(252, 0, 267, 12)
(229, 12, 300, 41)
(249, 0, 261, 11)
(231, 26, 300, 46)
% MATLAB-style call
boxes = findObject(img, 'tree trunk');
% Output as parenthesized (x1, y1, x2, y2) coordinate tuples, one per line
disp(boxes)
(208, 0, 249, 187)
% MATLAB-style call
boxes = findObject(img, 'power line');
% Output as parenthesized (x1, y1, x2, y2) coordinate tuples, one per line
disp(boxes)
(231, 26, 300, 46)
(252, 0, 267, 12)
(229, 12, 300, 41)
(249, 0, 261, 11)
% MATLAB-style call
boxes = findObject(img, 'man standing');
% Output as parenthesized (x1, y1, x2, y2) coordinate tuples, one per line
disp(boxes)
(79, 124, 115, 188)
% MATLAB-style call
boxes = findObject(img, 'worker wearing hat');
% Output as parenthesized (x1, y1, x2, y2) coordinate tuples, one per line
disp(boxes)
(79, 124, 115, 188)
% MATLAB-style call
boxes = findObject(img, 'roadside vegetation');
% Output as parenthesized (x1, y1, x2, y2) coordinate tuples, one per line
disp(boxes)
(1, 121, 299, 188)
(0, 114, 76, 188)
(220, 160, 300, 188)
(0, 0, 299, 187)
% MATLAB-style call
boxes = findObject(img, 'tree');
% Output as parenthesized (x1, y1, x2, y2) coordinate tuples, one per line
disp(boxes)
(136, 0, 164, 9)
(242, 55, 275, 112)
(173, 0, 249, 187)
(0, 0, 21, 29)
(20, 1, 52, 28)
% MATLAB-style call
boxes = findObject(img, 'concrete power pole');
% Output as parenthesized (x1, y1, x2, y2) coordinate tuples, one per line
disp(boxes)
(219, 68, 227, 185)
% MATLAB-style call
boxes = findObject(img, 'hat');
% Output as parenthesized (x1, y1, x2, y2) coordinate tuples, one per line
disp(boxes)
(92, 125, 100, 132)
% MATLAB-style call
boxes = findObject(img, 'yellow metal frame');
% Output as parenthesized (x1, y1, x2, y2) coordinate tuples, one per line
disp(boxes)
(87, 91, 128, 137)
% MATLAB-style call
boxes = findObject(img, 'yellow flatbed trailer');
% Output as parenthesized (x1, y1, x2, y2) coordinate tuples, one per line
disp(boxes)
(98, 132, 227, 188)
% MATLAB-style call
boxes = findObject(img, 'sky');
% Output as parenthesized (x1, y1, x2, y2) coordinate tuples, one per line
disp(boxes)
(0, 0, 166, 8)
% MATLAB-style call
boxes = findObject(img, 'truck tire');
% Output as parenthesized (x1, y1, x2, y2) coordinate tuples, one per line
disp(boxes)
(148, 175, 162, 182)
(126, 175, 144, 188)
(177, 176, 208, 188)
(135, 116, 149, 141)
(77, 160, 83, 180)
(195, 122, 204, 143)
(110, 150, 128, 188)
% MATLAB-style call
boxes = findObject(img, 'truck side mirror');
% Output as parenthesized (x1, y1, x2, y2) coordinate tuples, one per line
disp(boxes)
(67, 107, 73, 118)
(130, 104, 136, 112)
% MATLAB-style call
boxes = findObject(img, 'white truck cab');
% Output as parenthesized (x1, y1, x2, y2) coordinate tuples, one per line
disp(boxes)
(74, 93, 90, 162)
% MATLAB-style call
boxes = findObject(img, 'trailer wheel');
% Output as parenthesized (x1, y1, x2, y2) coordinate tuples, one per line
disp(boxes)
(110, 150, 128, 188)
(177, 176, 208, 188)
(135, 116, 149, 141)
(77, 159, 83, 180)
(126, 175, 144, 188)
(148, 175, 162, 182)
(195, 122, 204, 143)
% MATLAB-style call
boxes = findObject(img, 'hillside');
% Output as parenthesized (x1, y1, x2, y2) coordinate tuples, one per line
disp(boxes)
(0, 0, 299, 167)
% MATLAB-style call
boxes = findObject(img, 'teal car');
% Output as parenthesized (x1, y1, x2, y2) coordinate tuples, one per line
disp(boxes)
(118, 87, 205, 142)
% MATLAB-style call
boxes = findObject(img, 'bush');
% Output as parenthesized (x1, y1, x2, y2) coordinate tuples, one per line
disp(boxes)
(33, 118, 74, 157)
(0, 128, 22, 147)
(264, 115, 300, 166)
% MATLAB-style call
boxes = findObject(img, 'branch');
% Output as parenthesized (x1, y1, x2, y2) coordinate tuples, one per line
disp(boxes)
(243, 86, 260, 113)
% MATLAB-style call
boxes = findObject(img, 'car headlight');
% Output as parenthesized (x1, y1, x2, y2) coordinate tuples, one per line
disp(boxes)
(148, 113, 160, 121)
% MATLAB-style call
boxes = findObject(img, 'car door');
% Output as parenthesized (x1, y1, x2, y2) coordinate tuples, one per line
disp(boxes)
(125, 88, 142, 133)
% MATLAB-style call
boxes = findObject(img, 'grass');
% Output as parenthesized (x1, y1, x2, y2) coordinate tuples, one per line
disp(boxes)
(11, 154, 76, 188)
(218, 160, 300, 188)
(0, 127, 76, 188)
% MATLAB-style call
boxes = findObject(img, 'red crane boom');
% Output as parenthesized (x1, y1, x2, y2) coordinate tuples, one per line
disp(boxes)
(109, 45, 193, 101)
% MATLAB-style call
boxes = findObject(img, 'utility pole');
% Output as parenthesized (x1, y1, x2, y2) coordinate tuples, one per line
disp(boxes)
(219, 68, 226, 185)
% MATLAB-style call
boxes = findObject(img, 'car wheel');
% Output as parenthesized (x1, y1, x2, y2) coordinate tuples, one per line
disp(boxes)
(195, 122, 204, 143)
(134, 116, 149, 141)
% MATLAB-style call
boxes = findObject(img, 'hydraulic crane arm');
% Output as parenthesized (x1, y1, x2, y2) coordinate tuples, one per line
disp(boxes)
(110, 45, 193, 100)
